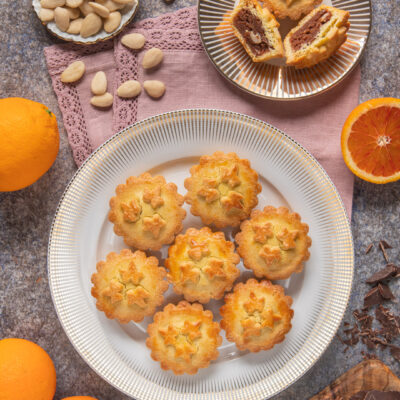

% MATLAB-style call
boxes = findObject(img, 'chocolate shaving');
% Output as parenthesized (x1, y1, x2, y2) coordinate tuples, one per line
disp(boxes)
(365, 243, 373, 254)
(366, 264, 398, 284)
(375, 305, 400, 339)
(379, 241, 390, 262)
(378, 283, 395, 300)
(364, 286, 385, 308)
(390, 345, 400, 362)
(380, 240, 392, 249)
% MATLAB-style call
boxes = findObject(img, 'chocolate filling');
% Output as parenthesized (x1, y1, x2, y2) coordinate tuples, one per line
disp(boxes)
(290, 10, 332, 51)
(233, 9, 273, 56)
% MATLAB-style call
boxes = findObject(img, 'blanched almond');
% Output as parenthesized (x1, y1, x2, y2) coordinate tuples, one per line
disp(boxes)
(91, 93, 113, 108)
(66, 0, 83, 7)
(101, 0, 124, 11)
(91, 71, 107, 95)
(103, 11, 121, 32)
(142, 47, 163, 69)
(54, 7, 70, 32)
(79, 0, 94, 15)
(39, 8, 54, 22)
(65, 6, 80, 18)
(143, 80, 165, 98)
(117, 80, 141, 98)
(80, 12, 102, 37)
(113, 0, 133, 3)
(60, 60, 85, 83)
(67, 17, 83, 33)
(121, 33, 145, 50)
(88, 1, 110, 17)
(40, 0, 65, 8)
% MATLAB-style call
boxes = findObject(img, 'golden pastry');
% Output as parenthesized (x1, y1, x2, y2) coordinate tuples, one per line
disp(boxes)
(109, 173, 186, 251)
(91, 249, 169, 323)
(263, 0, 322, 21)
(235, 205, 311, 280)
(220, 279, 293, 352)
(230, 0, 284, 62)
(184, 152, 261, 228)
(166, 227, 240, 303)
(284, 5, 350, 68)
(146, 301, 222, 375)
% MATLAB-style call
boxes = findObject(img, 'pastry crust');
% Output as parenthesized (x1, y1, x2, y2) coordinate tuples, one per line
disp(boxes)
(146, 301, 222, 375)
(109, 172, 186, 251)
(220, 279, 293, 352)
(235, 205, 311, 280)
(184, 152, 261, 228)
(263, 0, 322, 21)
(230, 0, 284, 62)
(91, 249, 169, 323)
(284, 5, 350, 68)
(165, 227, 241, 303)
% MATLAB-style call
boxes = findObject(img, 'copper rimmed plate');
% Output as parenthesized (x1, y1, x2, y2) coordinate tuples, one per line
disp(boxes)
(198, 0, 371, 100)
(48, 109, 353, 399)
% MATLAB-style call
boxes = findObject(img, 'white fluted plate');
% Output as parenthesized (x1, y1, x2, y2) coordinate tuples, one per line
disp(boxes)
(48, 109, 353, 400)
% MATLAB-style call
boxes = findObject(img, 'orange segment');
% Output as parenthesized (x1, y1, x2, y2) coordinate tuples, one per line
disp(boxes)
(341, 97, 400, 183)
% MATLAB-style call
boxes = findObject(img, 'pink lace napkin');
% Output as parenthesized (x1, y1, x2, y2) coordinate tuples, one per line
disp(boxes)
(44, 6, 359, 216)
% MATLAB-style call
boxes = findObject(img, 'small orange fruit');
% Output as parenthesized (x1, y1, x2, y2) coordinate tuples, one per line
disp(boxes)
(0, 338, 56, 400)
(62, 397, 98, 400)
(0, 97, 59, 192)
(341, 97, 400, 184)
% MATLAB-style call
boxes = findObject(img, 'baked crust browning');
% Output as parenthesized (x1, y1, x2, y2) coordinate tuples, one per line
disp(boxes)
(230, 0, 284, 62)
(263, 0, 322, 21)
(91, 249, 169, 323)
(184, 152, 262, 228)
(109, 172, 186, 250)
(166, 227, 241, 303)
(284, 5, 350, 69)
(220, 279, 293, 352)
(235, 205, 311, 280)
(146, 301, 222, 375)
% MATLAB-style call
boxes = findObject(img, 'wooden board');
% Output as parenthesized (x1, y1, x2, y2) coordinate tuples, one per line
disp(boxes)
(311, 359, 400, 399)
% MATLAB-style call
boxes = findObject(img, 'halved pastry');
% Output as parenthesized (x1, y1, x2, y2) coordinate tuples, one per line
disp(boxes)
(263, 0, 322, 21)
(91, 249, 169, 323)
(284, 5, 350, 69)
(146, 301, 222, 375)
(166, 227, 240, 303)
(184, 151, 262, 228)
(235, 205, 311, 280)
(220, 279, 293, 352)
(230, 0, 284, 62)
(109, 173, 186, 251)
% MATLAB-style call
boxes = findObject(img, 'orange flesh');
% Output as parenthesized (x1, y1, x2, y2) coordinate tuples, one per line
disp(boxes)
(347, 106, 400, 177)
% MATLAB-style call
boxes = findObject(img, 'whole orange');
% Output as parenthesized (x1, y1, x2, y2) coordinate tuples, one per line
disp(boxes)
(0, 97, 59, 191)
(0, 338, 56, 400)
(62, 397, 98, 400)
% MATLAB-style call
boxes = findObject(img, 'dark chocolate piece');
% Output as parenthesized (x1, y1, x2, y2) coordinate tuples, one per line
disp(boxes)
(380, 240, 392, 249)
(364, 286, 385, 308)
(366, 264, 397, 284)
(290, 10, 332, 51)
(378, 283, 395, 300)
(391, 346, 400, 362)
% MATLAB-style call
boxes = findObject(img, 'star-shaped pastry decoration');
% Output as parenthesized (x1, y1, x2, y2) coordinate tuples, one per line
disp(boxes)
(188, 240, 210, 261)
(203, 258, 225, 279)
(243, 291, 265, 314)
(180, 262, 201, 284)
(120, 260, 144, 285)
(143, 214, 166, 238)
(142, 186, 164, 209)
(259, 245, 281, 265)
(276, 227, 299, 250)
(159, 325, 179, 346)
(252, 222, 274, 243)
(241, 318, 262, 339)
(121, 199, 141, 223)
(221, 191, 244, 211)
(126, 286, 149, 308)
(221, 164, 241, 188)
(102, 279, 124, 304)
(174, 338, 197, 362)
(197, 178, 220, 203)
(182, 320, 202, 341)
(260, 308, 282, 329)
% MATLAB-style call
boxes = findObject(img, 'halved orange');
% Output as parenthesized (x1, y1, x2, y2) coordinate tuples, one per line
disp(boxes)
(341, 97, 400, 184)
